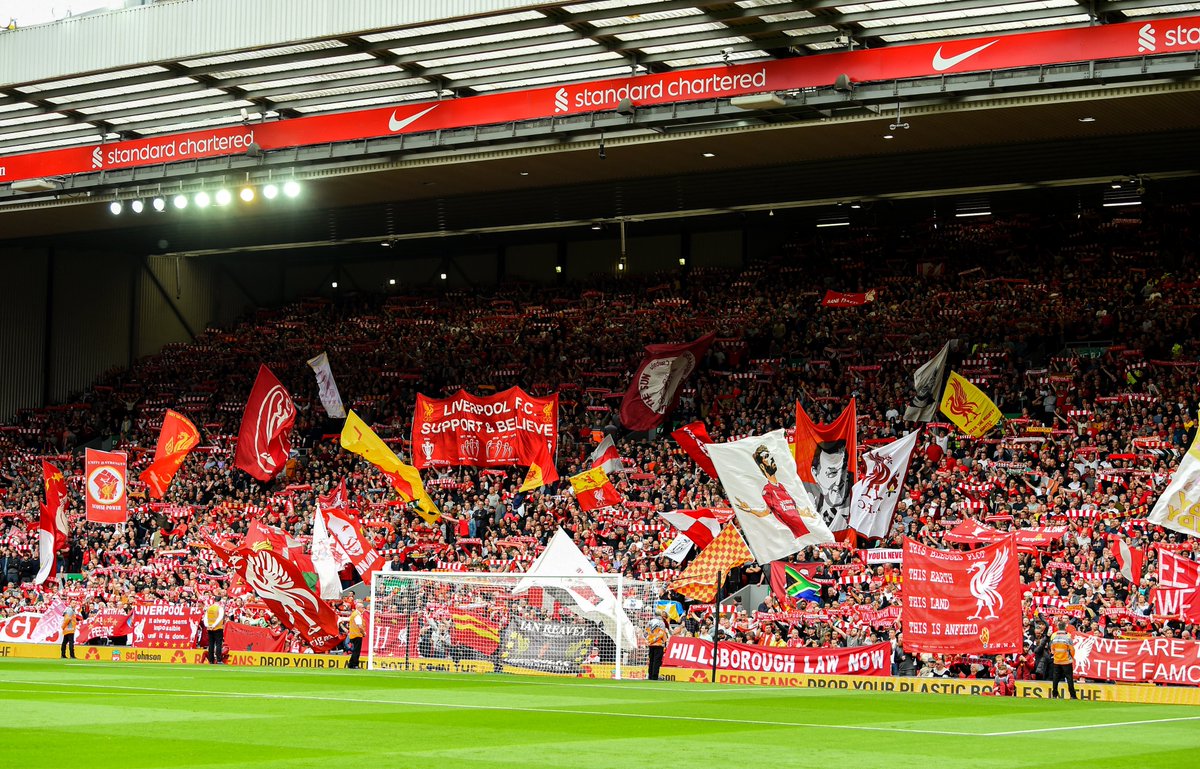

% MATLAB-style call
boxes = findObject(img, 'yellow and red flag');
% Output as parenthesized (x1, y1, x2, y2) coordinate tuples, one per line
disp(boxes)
(140, 409, 200, 499)
(939, 371, 1002, 438)
(670, 523, 754, 603)
(341, 410, 440, 523)
(569, 467, 622, 511)
(519, 444, 560, 493)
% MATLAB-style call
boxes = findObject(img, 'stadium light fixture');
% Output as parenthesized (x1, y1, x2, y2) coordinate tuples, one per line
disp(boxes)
(240, 187, 255, 202)
(679, 257, 686, 266)
(283, 180, 301, 198)
(195, 191, 211, 208)
(263, 183, 279, 200)
(816, 215, 850, 228)
(109, 200, 122, 215)
(173, 194, 188, 209)
(331, 281, 338, 288)
(389, 279, 396, 285)
(555, 265, 562, 274)
(152, 197, 166, 212)
(955, 198, 991, 218)
(130, 199, 144, 214)
(440, 273, 447, 280)
(1103, 188, 1141, 208)
(215, 189, 232, 206)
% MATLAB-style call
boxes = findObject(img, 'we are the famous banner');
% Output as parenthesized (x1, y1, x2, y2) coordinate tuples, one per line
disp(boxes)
(665, 637, 890, 676)
(1072, 633, 1200, 686)
(901, 537, 1022, 654)
(412, 387, 558, 469)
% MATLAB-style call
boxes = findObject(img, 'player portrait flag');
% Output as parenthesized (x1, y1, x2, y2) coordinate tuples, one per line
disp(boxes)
(708, 429, 834, 563)
(234, 364, 296, 481)
(84, 449, 128, 524)
(901, 536, 1022, 654)
(568, 467, 622, 511)
(306, 351, 347, 419)
(794, 399, 857, 535)
(904, 342, 951, 422)
(619, 332, 715, 431)
(35, 461, 69, 584)
(140, 409, 200, 499)
(848, 430, 920, 539)
(669, 523, 753, 603)
(939, 371, 1001, 438)
(1147, 428, 1200, 538)
(658, 508, 734, 563)
(341, 410, 441, 523)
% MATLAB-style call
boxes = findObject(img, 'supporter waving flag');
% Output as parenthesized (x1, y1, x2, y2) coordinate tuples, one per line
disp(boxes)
(658, 508, 734, 563)
(1109, 535, 1145, 585)
(708, 429, 834, 563)
(311, 504, 347, 600)
(939, 371, 1001, 438)
(619, 332, 715, 431)
(519, 441, 560, 492)
(341, 410, 441, 523)
(306, 351, 346, 419)
(568, 467, 622, 511)
(848, 430, 920, 540)
(140, 409, 200, 499)
(904, 342, 951, 422)
(34, 462, 69, 585)
(670, 523, 753, 603)
(234, 364, 296, 481)
(1147, 429, 1200, 538)
(230, 545, 343, 653)
(671, 421, 718, 479)
(588, 434, 626, 475)
(794, 399, 857, 536)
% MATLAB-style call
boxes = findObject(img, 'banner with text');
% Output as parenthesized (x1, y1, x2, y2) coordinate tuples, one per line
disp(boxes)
(412, 387, 558, 469)
(1072, 633, 1200, 687)
(500, 617, 591, 675)
(131, 603, 202, 649)
(665, 637, 890, 676)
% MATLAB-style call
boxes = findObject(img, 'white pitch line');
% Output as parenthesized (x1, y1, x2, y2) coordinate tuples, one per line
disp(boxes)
(985, 715, 1200, 736)
(0, 678, 976, 737)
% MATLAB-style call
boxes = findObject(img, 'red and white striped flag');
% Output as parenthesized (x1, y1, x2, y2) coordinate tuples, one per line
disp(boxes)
(658, 508, 734, 563)
(588, 435, 626, 475)
(1109, 535, 1145, 585)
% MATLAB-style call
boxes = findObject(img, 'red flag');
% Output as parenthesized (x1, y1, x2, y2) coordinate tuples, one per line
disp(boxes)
(241, 520, 302, 560)
(901, 536, 1022, 655)
(224, 621, 287, 653)
(317, 479, 349, 509)
(795, 399, 857, 536)
(140, 409, 200, 499)
(231, 546, 342, 652)
(234, 365, 296, 481)
(657, 507, 733, 561)
(568, 468, 623, 511)
(671, 421, 718, 479)
(450, 607, 501, 655)
(35, 462, 68, 584)
(821, 289, 878, 307)
(322, 507, 387, 584)
(84, 449, 128, 524)
(1110, 535, 1145, 586)
(619, 333, 714, 431)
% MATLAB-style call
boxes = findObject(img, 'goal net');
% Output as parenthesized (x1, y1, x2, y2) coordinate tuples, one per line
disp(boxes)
(367, 572, 664, 679)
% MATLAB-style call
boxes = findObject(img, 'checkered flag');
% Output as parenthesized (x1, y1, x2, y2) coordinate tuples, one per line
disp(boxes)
(670, 523, 754, 603)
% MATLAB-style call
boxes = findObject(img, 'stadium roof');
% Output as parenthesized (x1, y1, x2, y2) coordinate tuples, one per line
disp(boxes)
(1, 0, 1199, 250)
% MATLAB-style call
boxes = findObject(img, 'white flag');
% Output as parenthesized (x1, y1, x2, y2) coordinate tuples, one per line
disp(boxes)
(306, 352, 346, 419)
(31, 599, 67, 642)
(311, 504, 346, 600)
(587, 435, 626, 475)
(513, 528, 638, 650)
(849, 430, 920, 539)
(1147, 430, 1200, 538)
(657, 508, 732, 563)
(904, 342, 950, 422)
(707, 429, 834, 563)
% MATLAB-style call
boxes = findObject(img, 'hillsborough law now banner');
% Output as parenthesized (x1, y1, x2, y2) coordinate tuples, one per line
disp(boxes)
(901, 537, 1021, 654)
(665, 637, 890, 676)
(412, 387, 558, 469)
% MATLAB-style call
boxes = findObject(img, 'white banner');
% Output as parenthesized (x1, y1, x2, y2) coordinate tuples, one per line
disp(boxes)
(306, 352, 346, 419)
(862, 548, 904, 564)
(1147, 431, 1200, 537)
(904, 342, 950, 422)
(707, 430, 833, 563)
(849, 430, 920, 539)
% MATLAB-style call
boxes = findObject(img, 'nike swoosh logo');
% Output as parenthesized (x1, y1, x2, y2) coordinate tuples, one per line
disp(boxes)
(931, 40, 999, 71)
(388, 104, 438, 132)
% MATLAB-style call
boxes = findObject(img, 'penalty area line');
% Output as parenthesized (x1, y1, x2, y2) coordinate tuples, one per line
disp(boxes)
(0, 678, 976, 737)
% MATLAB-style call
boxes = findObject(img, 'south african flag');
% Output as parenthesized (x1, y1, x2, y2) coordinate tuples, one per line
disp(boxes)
(770, 562, 824, 606)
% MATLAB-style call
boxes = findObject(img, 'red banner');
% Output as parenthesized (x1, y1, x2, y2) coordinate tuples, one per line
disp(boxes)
(1154, 549, 1200, 621)
(85, 448, 129, 524)
(234, 365, 296, 482)
(620, 333, 715, 431)
(943, 519, 1066, 549)
(322, 507, 386, 584)
(140, 409, 200, 499)
(822, 289, 879, 307)
(1072, 633, 1200, 686)
(665, 637, 890, 676)
(411, 387, 558, 470)
(224, 621, 287, 653)
(232, 547, 342, 653)
(901, 537, 1022, 654)
(76, 610, 132, 644)
(131, 603, 202, 649)
(671, 421, 718, 479)
(3, 18, 1198, 184)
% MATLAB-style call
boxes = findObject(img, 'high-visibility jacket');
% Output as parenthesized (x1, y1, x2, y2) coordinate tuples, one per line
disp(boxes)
(205, 604, 225, 631)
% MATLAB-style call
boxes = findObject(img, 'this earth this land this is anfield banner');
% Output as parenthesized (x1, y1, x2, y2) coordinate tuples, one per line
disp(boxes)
(3, 18, 1200, 183)
(412, 387, 558, 469)
(901, 536, 1022, 654)
(665, 637, 891, 676)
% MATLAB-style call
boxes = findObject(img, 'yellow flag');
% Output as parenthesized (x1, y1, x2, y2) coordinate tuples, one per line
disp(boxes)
(340, 410, 441, 523)
(939, 371, 1001, 438)
(519, 463, 546, 493)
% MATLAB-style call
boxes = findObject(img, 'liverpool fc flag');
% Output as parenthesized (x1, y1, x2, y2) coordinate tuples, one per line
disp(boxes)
(939, 371, 1001, 438)
(234, 365, 296, 481)
(140, 409, 200, 499)
(569, 468, 622, 511)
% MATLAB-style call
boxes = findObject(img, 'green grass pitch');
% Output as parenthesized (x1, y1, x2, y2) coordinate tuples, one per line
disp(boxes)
(2, 659, 1199, 768)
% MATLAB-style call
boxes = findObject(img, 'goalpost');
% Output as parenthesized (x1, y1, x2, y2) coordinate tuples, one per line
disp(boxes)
(366, 572, 664, 680)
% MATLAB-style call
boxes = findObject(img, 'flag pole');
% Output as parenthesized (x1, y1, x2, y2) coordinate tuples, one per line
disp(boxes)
(711, 577, 721, 684)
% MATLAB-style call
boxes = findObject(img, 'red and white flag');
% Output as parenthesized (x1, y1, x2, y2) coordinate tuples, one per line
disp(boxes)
(671, 421, 718, 479)
(901, 536, 1022, 654)
(658, 508, 734, 562)
(231, 546, 343, 653)
(848, 430, 920, 539)
(311, 504, 346, 600)
(619, 332, 714, 431)
(587, 435, 625, 475)
(794, 399, 857, 536)
(1110, 536, 1145, 585)
(322, 507, 386, 585)
(234, 364, 296, 481)
(1154, 548, 1200, 621)
(35, 462, 69, 584)
(85, 449, 128, 524)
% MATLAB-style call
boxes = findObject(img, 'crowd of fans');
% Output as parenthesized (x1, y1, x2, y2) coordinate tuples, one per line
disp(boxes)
(0, 199, 1198, 681)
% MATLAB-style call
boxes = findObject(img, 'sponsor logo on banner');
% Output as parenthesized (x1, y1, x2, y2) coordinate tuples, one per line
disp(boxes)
(1138, 23, 1157, 51)
(553, 87, 569, 112)
(665, 637, 890, 676)
(901, 536, 1021, 654)
(387, 104, 437, 133)
(931, 40, 999, 71)
(412, 387, 558, 469)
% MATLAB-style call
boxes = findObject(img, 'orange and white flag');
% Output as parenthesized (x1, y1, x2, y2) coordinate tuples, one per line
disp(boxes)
(939, 371, 1001, 438)
(670, 523, 754, 603)
(140, 409, 200, 499)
